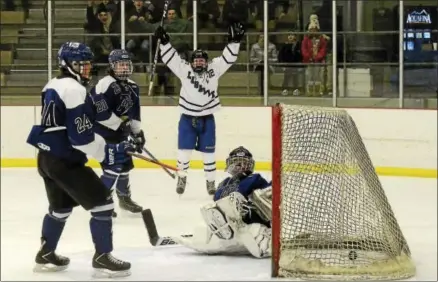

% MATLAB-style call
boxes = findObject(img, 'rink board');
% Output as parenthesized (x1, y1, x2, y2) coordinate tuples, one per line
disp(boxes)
(1, 106, 436, 179)
(1, 159, 437, 179)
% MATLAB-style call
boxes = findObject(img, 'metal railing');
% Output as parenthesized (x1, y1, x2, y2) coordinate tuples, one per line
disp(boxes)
(1, 0, 437, 108)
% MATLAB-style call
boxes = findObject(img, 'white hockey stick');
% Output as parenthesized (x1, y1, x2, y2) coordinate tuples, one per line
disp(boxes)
(141, 209, 192, 246)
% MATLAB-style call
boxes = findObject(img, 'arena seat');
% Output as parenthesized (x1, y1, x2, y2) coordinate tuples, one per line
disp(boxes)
(0, 11, 26, 25)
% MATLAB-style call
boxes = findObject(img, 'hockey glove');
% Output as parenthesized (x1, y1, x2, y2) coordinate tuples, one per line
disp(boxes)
(130, 130, 146, 153)
(155, 26, 170, 45)
(228, 22, 245, 43)
(102, 141, 135, 171)
(118, 118, 132, 138)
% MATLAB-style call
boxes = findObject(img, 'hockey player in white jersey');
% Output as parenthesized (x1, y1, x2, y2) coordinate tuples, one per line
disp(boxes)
(154, 22, 246, 195)
(171, 146, 273, 258)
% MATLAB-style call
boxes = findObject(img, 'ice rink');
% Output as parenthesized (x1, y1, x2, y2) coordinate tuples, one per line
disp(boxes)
(1, 168, 437, 281)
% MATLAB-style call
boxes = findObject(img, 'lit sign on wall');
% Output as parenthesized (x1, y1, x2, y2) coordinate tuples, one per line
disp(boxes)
(406, 9, 432, 24)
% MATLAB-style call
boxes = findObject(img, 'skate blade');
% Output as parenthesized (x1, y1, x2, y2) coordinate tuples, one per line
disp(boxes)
(92, 268, 131, 278)
(33, 263, 68, 273)
(119, 209, 142, 218)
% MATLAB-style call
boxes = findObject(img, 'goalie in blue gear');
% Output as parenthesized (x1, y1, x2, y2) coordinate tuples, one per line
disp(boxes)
(90, 49, 146, 218)
(171, 146, 273, 258)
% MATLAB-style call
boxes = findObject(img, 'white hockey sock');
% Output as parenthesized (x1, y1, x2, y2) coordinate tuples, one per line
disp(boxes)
(202, 152, 216, 182)
(177, 149, 192, 174)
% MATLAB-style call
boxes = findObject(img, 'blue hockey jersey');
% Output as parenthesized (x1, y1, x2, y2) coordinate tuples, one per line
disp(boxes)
(89, 75, 141, 143)
(26, 76, 106, 164)
(213, 173, 272, 202)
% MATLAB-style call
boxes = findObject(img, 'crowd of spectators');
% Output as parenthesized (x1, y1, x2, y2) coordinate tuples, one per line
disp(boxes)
(83, 0, 335, 96)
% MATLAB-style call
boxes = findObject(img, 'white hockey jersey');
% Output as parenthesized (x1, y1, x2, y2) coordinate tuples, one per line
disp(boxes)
(159, 42, 240, 116)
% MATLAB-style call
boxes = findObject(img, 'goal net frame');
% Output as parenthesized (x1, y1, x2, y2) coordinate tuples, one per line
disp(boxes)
(270, 103, 415, 280)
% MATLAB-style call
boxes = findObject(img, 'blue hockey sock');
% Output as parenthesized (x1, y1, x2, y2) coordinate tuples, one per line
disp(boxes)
(100, 170, 119, 192)
(116, 173, 130, 196)
(41, 208, 72, 251)
(90, 202, 114, 254)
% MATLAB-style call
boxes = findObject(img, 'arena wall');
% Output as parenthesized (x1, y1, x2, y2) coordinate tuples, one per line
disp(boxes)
(1, 106, 436, 178)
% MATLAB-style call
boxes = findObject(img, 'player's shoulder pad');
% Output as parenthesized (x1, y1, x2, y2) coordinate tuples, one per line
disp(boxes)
(94, 75, 117, 95)
(126, 78, 138, 86)
(49, 77, 87, 109)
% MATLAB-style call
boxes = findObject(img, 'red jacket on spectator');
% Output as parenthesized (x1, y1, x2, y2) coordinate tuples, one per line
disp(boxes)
(301, 35, 327, 63)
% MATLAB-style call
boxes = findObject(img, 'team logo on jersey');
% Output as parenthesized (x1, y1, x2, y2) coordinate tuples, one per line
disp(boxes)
(187, 71, 216, 98)
(117, 93, 134, 115)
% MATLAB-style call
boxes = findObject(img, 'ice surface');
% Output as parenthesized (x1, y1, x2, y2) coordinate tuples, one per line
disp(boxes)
(1, 168, 436, 281)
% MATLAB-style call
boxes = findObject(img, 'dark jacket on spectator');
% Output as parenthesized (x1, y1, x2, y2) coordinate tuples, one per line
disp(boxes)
(86, 4, 121, 60)
(187, 0, 220, 22)
(86, 2, 121, 31)
(278, 41, 302, 68)
(222, 0, 255, 24)
(148, 0, 182, 23)
(252, 0, 289, 20)
(164, 18, 193, 50)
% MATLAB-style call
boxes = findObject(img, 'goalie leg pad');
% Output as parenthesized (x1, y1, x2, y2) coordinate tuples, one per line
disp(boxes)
(237, 223, 272, 258)
(201, 204, 234, 240)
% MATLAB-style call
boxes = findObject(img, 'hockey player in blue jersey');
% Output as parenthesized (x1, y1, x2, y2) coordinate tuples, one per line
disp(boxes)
(89, 49, 145, 217)
(26, 42, 132, 277)
(154, 22, 246, 196)
(172, 146, 273, 258)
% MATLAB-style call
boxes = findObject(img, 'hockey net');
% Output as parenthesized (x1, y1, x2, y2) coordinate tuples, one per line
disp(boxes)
(271, 104, 415, 280)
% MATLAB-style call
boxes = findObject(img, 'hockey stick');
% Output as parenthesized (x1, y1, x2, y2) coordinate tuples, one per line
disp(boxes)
(148, 0, 171, 96)
(142, 147, 176, 179)
(141, 209, 192, 246)
(128, 152, 182, 174)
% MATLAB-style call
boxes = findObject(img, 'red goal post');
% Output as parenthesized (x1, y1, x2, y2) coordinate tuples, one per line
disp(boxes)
(270, 103, 416, 280)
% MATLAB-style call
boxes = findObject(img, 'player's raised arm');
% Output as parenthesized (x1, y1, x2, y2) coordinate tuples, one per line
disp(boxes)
(210, 22, 246, 77)
(154, 26, 190, 78)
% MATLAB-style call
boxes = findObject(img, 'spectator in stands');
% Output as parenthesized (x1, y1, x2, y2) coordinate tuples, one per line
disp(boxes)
(148, 0, 182, 23)
(86, 3, 121, 74)
(187, 0, 220, 46)
(222, 0, 254, 29)
(154, 7, 192, 95)
(163, 7, 192, 59)
(278, 31, 303, 96)
(252, 0, 289, 32)
(301, 20, 327, 96)
(125, 0, 154, 69)
(250, 34, 277, 96)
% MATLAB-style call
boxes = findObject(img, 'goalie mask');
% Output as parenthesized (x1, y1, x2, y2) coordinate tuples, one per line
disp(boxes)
(191, 49, 208, 74)
(225, 146, 255, 176)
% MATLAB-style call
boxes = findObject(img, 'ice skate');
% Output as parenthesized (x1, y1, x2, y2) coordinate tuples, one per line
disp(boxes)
(207, 180, 216, 195)
(117, 193, 142, 213)
(176, 176, 187, 194)
(92, 252, 131, 278)
(34, 240, 70, 272)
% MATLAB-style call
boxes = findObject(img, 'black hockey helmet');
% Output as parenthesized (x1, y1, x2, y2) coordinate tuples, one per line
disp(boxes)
(190, 49, 208, 73)
(225, 146, 255, 176)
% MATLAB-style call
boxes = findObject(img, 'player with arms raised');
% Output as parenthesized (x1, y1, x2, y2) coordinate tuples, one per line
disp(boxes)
(172, 146, 273, 258)
(154, 22, 246, 195)
(90, 49, 145, 217)
(26, 42, 132, 277)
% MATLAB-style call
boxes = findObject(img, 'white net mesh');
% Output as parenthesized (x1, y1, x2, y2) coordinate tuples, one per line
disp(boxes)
(274, 104, 415, 280)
